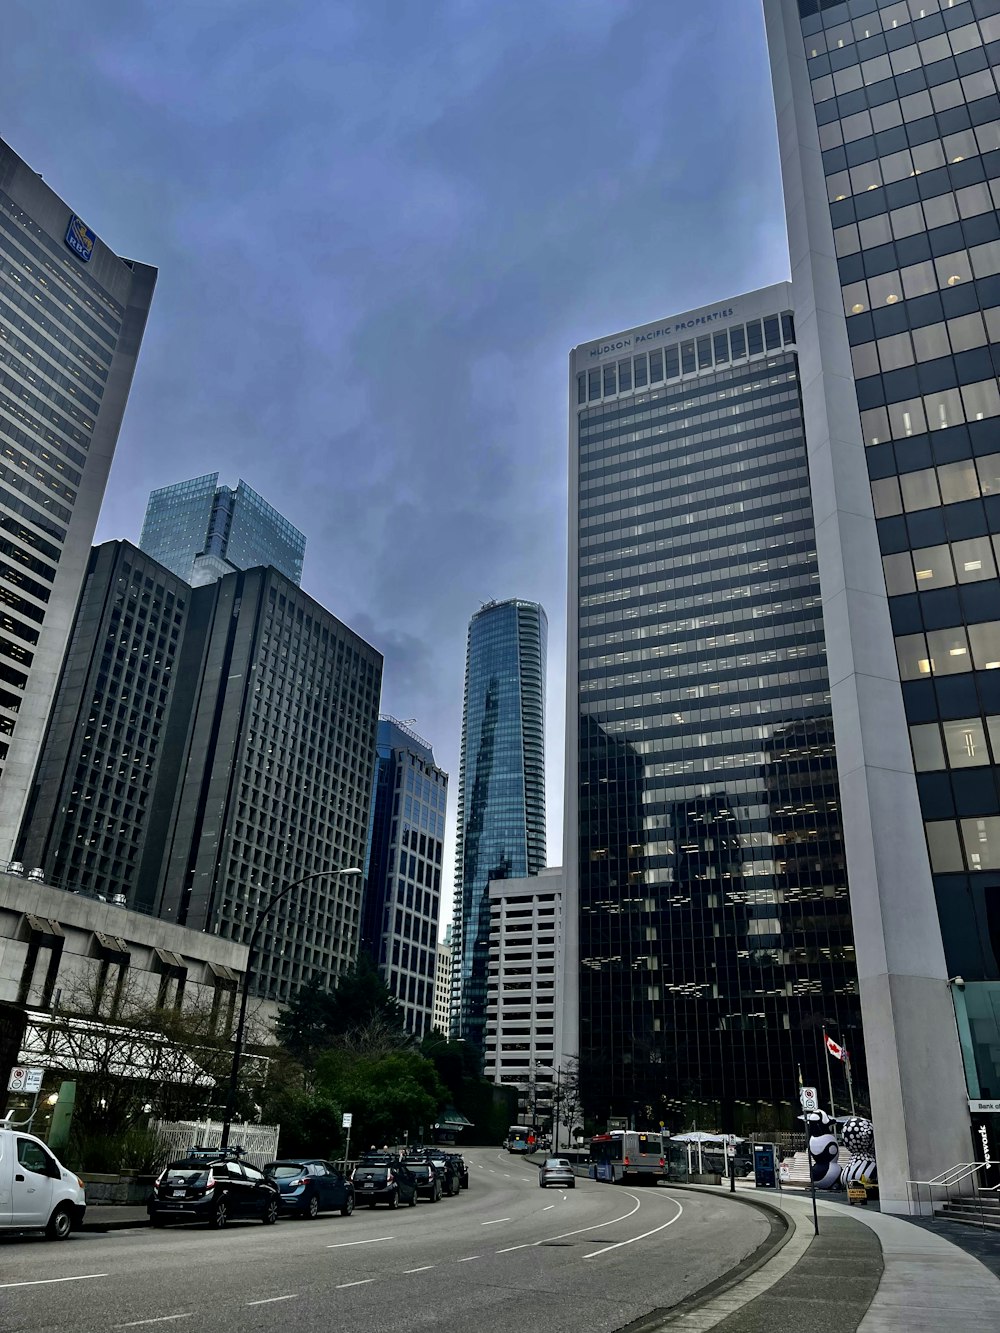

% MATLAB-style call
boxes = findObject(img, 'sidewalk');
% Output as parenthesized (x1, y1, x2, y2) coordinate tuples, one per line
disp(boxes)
(81, 1204, 150, 1231)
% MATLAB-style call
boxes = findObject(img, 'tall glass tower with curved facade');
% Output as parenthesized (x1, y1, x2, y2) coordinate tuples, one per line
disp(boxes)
(453, 599, 547, 1053)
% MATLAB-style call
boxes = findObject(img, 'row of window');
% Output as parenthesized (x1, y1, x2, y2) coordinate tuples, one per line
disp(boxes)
(896, 616, 1000, 675)
(813, 24, 997, 106)
(843, 236, 1000, 312)
(884, 531, 1000, 588)
(860, 374, 1000, 438)
(803, 2, 981, 48)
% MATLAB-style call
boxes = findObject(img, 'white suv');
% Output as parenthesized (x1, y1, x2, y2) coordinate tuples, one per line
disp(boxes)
(0, 1121, 87, 1238)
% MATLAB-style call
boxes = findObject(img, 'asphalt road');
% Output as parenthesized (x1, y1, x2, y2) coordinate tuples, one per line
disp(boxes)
(0, 1148, 769, 1333)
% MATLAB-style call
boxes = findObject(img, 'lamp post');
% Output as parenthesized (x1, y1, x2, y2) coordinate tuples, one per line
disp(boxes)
(219, 865, 361, 1149)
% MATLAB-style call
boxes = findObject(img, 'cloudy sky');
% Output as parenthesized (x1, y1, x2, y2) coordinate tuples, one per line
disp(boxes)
(3, 0, 789, 919)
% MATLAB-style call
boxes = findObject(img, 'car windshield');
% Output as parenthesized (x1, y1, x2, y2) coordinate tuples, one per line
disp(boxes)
(266, 1165, 305, 1178)
(164, 1165, 209, 1186)
(544, 1159, 571, 1169)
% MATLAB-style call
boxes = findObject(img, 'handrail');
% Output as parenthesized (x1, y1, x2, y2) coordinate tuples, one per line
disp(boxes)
(906, 1162, 989, 1218)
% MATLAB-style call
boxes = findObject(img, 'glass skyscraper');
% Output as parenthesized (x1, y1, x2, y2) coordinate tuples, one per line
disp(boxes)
(764, 0, 984, 1208)
(453, 599, 547, 1053)
(565, 288, 861, 1135)
(0, 137, 156, 860)
(139, 473, 305, 587)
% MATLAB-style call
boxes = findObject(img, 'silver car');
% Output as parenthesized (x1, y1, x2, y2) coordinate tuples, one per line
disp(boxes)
(538, 1158, 576, 1189)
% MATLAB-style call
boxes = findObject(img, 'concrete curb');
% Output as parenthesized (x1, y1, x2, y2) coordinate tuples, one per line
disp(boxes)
(81, 1215, 151, 1232)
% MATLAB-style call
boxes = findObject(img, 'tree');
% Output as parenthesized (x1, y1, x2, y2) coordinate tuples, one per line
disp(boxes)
(277, 955, 406, 1067)
(314, 1047, 446, 1147)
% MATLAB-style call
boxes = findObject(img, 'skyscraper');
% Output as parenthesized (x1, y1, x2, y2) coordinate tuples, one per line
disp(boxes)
(0, 137, 156, 859)
(565, 288, 862, 1134)
(139, 473, 305, 587)
(764, 0, 979, 1209)
(453, 599, 547, 1053)
(361, 716, 448, 1035)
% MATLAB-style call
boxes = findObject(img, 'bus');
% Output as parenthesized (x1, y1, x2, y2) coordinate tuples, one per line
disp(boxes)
(506, 1125, 534, 1154)
(589, 1130, 666, 1185)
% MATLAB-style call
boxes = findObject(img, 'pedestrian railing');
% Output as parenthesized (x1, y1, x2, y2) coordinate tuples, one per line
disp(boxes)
(906, 1161, 988, 1218)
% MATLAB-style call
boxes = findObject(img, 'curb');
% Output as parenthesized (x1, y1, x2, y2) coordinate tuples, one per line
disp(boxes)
(81, 1216, 151, 1232)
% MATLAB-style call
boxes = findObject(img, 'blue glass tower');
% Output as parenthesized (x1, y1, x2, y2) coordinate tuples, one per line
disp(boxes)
(454, 600, 547, 1053)
(139, 473, 305, 586)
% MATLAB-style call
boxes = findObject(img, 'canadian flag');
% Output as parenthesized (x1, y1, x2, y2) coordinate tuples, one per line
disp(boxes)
(825, 1034, 846, 1061)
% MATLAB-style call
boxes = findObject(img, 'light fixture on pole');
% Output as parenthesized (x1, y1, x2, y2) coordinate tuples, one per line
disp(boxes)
(219, 865, 362, 1149)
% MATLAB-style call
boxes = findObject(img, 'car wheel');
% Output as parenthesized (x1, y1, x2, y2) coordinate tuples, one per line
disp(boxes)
(388, 1189, 399, 1210)
(262, 1197, 279, 1225)
(305, 1194, 320, 1220)
(341, 1196, 354, 1217)
(45, 1205, 73, 1241)
(209, 1199, 229, 1229)
(539, 1181, 546, 1188)
(408, 1193, 417, 1207)
(569, 1181, 576, 1189)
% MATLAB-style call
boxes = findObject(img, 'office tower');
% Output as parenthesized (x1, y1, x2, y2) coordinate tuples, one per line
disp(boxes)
(453, 599, 547, 1052)
(0, 138, 157, 859)
(361, 716, 448, 1035)
(15, 543, 381, 1002)
(764, 0, 981, 1210)
(484, 868, 564, 1127)
(139, 473, 305, 587)
(432, 922, 454, 1035)
(566, 288, 862, 1135)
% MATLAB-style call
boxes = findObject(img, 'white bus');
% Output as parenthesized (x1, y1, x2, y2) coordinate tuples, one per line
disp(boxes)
(589, 1130, 666, 1184)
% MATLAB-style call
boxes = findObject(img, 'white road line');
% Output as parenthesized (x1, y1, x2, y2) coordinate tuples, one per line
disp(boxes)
(1, 1273, 108, 1290)
(336, 1279, 375, 1289)
(583, 1199, 684, 1259)
(404, 1266, 435, 1274)
(327, 1235, 394, 1248)
(496, 1243, 530, 1254)
(247, 1295, 298, 1306)
(480, 1217, 510, 1225)
(457, 1256, 480, 1262)
(503, 1173, 511, 1178)
(115, 1318, 193, 1330)
(536, 1192, 643, 1246)
(543, 1204, 555, 1210)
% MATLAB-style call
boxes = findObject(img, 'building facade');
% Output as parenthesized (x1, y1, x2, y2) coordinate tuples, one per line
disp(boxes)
(139, 473, 305, 588)
(361, 716, 448, 1036)
(764, 0, 983, 1210)
(432, 922, 453, 1035)
(453, 599, 547, 1053)
(483, 868, 564, 1129)
(566, 287, 862, 1136)
(0, 137, 156, 860)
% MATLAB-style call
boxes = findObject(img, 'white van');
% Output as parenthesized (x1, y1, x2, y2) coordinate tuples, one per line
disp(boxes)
(0, 1120, 87, 1238)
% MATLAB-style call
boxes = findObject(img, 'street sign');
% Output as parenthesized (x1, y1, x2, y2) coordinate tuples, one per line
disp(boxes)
(970, 1099, 1000, 1113)
(607, 1116, 627, 1132)
(7, 1067, 43, 1093)
(342, 1112, 353, 1129)
(800, 1086, 818, 1112)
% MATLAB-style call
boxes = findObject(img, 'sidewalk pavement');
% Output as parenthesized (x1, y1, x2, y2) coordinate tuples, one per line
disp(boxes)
(664, 1185, 1000, 1332)
(81, 1204, 150, 1231)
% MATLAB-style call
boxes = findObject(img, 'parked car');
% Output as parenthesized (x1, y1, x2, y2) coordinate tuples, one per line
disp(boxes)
(148, 1147, 280, 1228)
(263, 1159, 355, 1218)
(448, 1152, 470, 1189)
(402, 1159, 442, 1202)
(538, 1157, 576, 1189)
(0, 1121, 86, 1239)
(423, 1150, 462, 1196)
(351, 1159, 418, 1208)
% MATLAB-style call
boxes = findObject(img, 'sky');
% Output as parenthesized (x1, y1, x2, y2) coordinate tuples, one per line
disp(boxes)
(2, 0, 790, 921)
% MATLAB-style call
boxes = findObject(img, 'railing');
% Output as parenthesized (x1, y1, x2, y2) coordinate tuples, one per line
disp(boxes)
(906, 1161, 988, 1218)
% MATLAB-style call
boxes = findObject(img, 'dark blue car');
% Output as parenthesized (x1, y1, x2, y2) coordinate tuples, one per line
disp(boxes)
(263, 1159, 355, 1218)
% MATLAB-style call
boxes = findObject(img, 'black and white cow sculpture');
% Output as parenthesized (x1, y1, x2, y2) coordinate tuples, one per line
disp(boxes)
(801, 1108, 842, 1189)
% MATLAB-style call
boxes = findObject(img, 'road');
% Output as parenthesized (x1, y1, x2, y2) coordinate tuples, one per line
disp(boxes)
(0, 1148, 769, 1333)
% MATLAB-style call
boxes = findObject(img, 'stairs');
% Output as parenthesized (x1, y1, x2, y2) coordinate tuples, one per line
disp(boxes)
(938, 1194, 1000, 1231)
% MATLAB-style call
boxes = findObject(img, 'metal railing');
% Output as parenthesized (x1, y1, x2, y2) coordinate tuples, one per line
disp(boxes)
(906, 1161, 989, 1219)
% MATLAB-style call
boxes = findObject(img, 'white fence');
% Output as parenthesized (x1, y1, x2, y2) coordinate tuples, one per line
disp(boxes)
(150, 1118, 280, 1168)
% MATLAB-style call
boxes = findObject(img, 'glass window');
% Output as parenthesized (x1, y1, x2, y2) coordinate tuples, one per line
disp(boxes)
(948, 313, 987, 352)
(961, 818, 1000, 871)
(729, 327, 746, 359)
(888, 396, 928, 437)
(712, 333, 729, 364)
(890, 44, 920, 76)
(910, 723, 945, 771)
(852, 342, 880, 378)
(900, 468, 941, 512)
(861, 406, 890, 445)
(900, 89, 934, 121)
(882, 3, 910, 30)
(872, 475, 903, 517)
(918, 34, 952, 66)
(681, 341, 696, 374)
(633, 355, 648, 388)
(911, 323, 950, 361)
(827, 170, 852, 202)
(878, 331, 914, 370)
(927, 625, 971, 675)
(820, 121, 846, 151)
(649, 348, 663, 382)
(618, 358, 632, 392)
(870, 270, 903, 308)
(603, 364, 616, 396)
(665, 345, 679, 378)
(912, 544, 955, 589)
(931, 80, 965, 113)
(896, 632, 931, 680)
(863, 54, 893, 85)
(842, 279, 868, 317)
(901, 260, 937, 300)
(938, 459, 980, 505)
(924, 387, 963, 431)
(956, 184, 992, 221)
(577, 373, 586, 405)
(944, 129, 978, 165)
(884, 551, 917, 595)
(891, 202, 925, 239)
(850, 160, 883, 195)
(842, 109, 874, 143)
(969, 622, 1000, 671)
(943, 718, 990, 768)
(976, 120, 1000, 154)
(587, 369, 601, 401)
(860, 213, 893, 248)
(834, 64, 864, 95)
(934, 251, 972, 290)
(927, 820, 965, 872)
(977, 454, 1000, 496)
(971, 241, 1000, 281)
(746, 321, 764, 355)
(961, 380, 1000, 423)
(949, 24, 983, 56)
(764, 316, 781, 351)
(912, 140, 947, 176)
(986, 716, 1000, 759)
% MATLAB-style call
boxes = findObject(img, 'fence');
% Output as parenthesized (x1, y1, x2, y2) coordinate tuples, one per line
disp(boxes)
(150, 1118, 280, 1168)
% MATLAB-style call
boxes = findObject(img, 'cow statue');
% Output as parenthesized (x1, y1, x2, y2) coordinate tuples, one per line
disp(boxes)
(800, 1107, 842, 1189)
(839, 1115, 877, 1188)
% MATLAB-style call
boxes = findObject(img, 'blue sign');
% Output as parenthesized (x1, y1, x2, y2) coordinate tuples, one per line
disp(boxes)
(65, 215, 96, 263)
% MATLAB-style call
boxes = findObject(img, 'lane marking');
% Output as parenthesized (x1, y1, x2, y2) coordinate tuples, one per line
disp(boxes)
(404, 1266, 435, 1274)
(496, 1243, 530, 1253)
(584, 1199, 685, 1259)
(536, 1192, 643, 1246)
(457, 1256, 480, 1262)
(336, 1279, 375, 1289)
(1, 1273, 108, 1291)
(327, 1236, 394, 1248)
(503, 1173, 511, 1178)
(543, 1204, 555, 1211)
(480, 1217, 510, 1226)
(115, 1318, 193, 1330)
(247, 1295, 298, 1307)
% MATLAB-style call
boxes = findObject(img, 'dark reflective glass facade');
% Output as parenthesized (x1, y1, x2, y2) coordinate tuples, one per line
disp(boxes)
(571, 297, 862, 1132)
(454, 599, 546, 1052)
(793, 0, 1000, 1091)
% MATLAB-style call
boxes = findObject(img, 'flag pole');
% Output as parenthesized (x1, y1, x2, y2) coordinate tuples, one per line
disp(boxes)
(823, 1027, 836, 1122)
(845, 1046, 856, 1116)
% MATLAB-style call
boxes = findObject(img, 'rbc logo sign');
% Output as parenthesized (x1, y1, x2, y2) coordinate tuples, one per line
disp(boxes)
(65, 214, 95, 263)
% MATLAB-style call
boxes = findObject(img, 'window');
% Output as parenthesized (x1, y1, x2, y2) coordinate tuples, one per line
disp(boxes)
(953, 537, 996, 584)
(896, 632, 931, 680)
(912, 323, 950, 362)
(938, 459, 979, 505)
(927, 626, 971, 675)
(17, 1139, 56, 1176)
(927, 820, 965, 872)
(888, 396, 927, 438)
(878, 331, 913, 371)
(943, 718, 989, 768)
(910, 723, 945, 771)
(913, 545, 954, 590)
(872, 476, 903, 517)
(884, 552, 916, 596)
(969, 622, 1000, 671)
(962, 818, 1000, 871)
(861, 406, 890, 445)
(924, 388, 963, 431)
(962, 381, 1000, 423)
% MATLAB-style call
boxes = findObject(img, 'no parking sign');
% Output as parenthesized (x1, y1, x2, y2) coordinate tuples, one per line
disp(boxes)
(7, 1067, 43, 1093)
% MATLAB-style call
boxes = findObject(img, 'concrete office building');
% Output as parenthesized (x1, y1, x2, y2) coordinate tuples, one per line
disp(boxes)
(432, 922, 454, 1035)
(14, 543, 382, 1003)
(361, 716, 448, 1035)
(566, 288, 862, 1135)
(764, 0, 990, 1210)
(0, 138, 156, 861)
(484, 867, 564, 1127)
(453, 599, 547, 1053)
(140, 473, 305, 588)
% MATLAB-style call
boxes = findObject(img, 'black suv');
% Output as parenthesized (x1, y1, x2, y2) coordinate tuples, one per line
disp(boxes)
(415, 1151, 462, 1197)
(449, 1152, 470, 1190)
(148, 1147, 280, 1229)
(263, 1159, 355, 1218)
(351, 1157, 418, 1208)
(402, 1159, 443, 1202)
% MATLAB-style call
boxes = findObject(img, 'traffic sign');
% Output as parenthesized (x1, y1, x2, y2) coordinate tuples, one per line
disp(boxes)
(342, 1112, 353, 1129)
(7, 1067, 43, 1093)
(800, 1086, 819, 1112)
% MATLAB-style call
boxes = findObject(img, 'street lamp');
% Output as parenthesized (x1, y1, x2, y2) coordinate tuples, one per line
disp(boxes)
(219, 865, 362, 1148)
